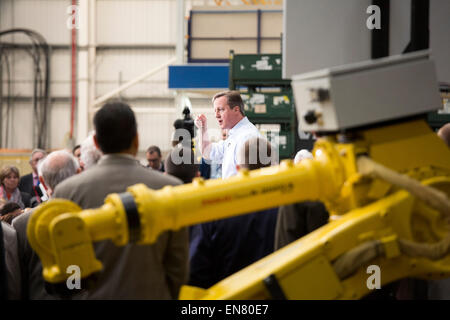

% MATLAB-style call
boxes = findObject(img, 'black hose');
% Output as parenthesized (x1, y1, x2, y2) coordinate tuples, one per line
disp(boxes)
(0, 29, 51, 149)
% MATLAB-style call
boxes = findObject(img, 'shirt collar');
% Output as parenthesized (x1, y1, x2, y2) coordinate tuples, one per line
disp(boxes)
(228, 117, 249, 137)
(99, 153, 137, 164)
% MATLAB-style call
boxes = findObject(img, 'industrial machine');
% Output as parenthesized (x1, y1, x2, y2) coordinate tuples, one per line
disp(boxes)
(25, 49, 450, 299)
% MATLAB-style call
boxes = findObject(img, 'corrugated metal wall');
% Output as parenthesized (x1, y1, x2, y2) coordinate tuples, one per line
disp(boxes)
(3, 0, 70, 44)
(1, 0, 75, 151)
(0, 0, 216, 154)
(96, 48, 174, 97)
(96, 0, 176, 45)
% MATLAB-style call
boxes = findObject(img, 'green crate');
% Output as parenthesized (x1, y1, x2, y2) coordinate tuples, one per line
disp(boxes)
(231, 53, 282, 79)
(229, 51, 290, 89)
(427, 111, 450, 130)
(255, 122, 296, 160)
(242, 91, 295, 120)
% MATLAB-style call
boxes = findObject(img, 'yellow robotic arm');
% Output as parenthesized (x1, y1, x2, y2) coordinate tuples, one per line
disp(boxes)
(27, 119, 450, 299)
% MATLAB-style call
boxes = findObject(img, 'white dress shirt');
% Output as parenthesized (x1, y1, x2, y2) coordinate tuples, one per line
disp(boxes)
(210, 117, 262, 179)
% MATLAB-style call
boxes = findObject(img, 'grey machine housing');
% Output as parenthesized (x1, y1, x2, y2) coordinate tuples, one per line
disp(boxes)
(291, 50, 442, 133)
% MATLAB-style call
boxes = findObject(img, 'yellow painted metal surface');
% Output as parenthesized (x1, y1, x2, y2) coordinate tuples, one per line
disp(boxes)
(26, 120, 450, 298)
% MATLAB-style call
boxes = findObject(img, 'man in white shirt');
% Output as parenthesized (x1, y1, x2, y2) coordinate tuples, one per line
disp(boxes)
(195, 90, 262, 179)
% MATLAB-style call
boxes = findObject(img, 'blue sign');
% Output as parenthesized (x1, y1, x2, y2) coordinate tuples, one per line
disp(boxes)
(169, 64, 229, 89)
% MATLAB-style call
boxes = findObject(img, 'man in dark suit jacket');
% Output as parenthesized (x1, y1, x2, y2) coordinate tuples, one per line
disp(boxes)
(188, 137, 278, 289)
(13, 150, 81, 300)
(18, 149, 46, 202)
(1, 221, 21, 299)
(53, 101, 188, 299)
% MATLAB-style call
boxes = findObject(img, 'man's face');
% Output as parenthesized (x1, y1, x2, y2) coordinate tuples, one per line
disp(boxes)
(214, 96, 241, 130)
(147, 151, 161, 170)
(30, 152, 45, 173)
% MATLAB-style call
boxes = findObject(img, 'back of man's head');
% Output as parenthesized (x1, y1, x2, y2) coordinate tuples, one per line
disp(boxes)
(237, 137, 275, 171)
(80, 131, 103, 170)
(438, 123, 450, 147)
(165, 146, 199, 184)
(93, 102, 137, 153)
(38, 150, 79, 191)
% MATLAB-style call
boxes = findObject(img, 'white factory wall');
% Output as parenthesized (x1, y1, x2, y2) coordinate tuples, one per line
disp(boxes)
(4, 0, 446, 152)
(2, 103, 34, 150)
(96, 0, 176, 45)
(0, 0, 217, 154)
(95, 48, 174, 97)
(1, 49, 71, 99)
(0, 0, 70, 44)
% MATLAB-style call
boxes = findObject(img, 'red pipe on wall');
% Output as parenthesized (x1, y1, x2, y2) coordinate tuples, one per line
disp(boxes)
(70, 0, 77, 139)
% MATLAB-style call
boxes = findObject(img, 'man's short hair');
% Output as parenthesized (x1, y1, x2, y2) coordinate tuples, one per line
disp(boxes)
(38, 150, 79, 190)
(0, 202, 22, 224)
(212, 90, 245, 116)
(237, 137, 275, 171)
(29, 148, 47, 162)
(147, 145, 162, 157)
(165, 146, 199, 184)
(93, 102, 137, 153)
(0, 202, 21, 216)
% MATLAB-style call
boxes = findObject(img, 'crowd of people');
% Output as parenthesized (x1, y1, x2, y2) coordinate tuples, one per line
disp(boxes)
(0, 90, 449, 300)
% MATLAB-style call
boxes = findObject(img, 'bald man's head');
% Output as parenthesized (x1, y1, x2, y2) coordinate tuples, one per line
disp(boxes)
(438, 123, 450, 147)
(38, 150, 80, 192)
